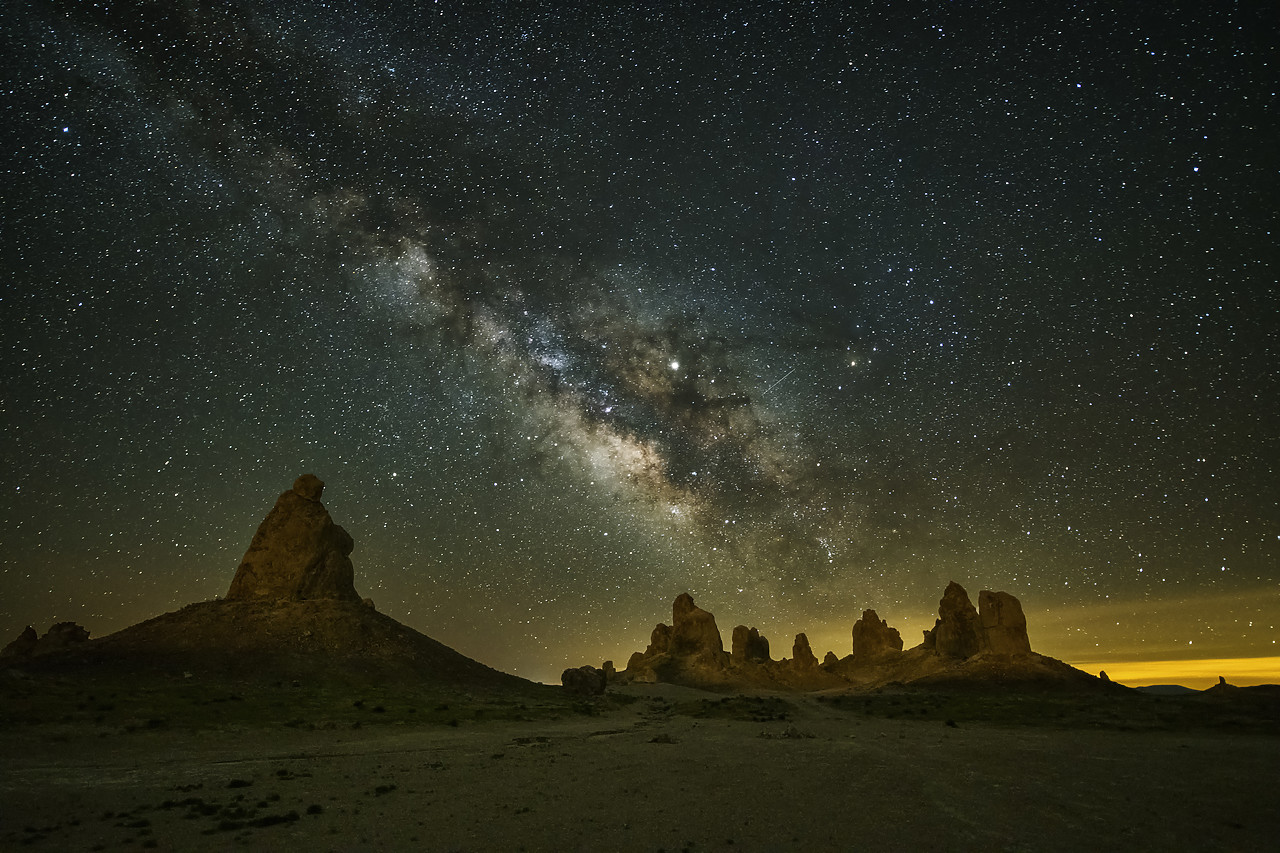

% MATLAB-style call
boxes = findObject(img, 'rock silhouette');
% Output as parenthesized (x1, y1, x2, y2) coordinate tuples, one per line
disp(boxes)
(0, 626, 38, 658)
(225, 474, 360, 603)
(1, 622, 90, 658)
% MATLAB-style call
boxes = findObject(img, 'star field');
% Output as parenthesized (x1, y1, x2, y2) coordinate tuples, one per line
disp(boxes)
(2, 1, 1277, 683)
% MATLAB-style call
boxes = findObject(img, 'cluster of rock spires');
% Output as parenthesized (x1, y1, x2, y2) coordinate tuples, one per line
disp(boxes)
(566, 581, 1089, 692)
(1, 472, 1094, 694)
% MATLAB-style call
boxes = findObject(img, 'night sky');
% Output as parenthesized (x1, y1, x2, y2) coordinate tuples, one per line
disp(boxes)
(4, 1, 1277, 685)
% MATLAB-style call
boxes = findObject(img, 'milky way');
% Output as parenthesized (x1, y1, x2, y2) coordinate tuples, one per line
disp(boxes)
(3, 1, 1277, 682)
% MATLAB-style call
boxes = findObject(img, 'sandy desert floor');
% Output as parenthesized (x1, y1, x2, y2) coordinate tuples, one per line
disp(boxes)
(2, 683, 1276, 852)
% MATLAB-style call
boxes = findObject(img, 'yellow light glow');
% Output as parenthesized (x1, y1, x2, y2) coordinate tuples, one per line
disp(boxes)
(1068, 656, 1280, 689)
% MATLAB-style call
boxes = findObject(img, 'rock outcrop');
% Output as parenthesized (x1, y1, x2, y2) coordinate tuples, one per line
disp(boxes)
(731, 625, 771, 662)
(1, 622, 90, 658)
(619, 594, 730, 686)
(670, 593, 725, 661)
(225, 474, 360, 603)
(646, 623, 674, 656)
(791, 633, 818, 669)
(1, 626, 38, 658)
(609, 582, 1087, 692)
(923, 581, 987, 658)
(850, 609, 903, 660)
(920, 583, 1033, 659)
(979, 590, 1031, 655)
(561, 665, 607, 695)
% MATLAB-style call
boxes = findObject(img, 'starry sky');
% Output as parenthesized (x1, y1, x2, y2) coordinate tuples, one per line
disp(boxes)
(4, 1, 1277, 685)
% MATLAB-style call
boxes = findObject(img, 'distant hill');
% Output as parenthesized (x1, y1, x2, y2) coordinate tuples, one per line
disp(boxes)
(1134, 684, 1199, 696)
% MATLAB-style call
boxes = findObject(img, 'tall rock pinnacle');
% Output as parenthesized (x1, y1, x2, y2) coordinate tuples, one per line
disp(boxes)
(225, 474, 360, 603)
(927, 581, 988, 658)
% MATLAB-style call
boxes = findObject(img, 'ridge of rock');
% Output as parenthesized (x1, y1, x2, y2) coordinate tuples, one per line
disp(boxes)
(613, 582, 1089, 692)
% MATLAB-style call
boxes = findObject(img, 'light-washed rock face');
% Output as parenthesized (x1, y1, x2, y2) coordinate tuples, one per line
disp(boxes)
(670, 593, 725, 662)
(979, 589, 1031, 655)
(225, 475, 360, 603)
(850, 609, 903, 660)
(732, 625, 772, 662)
(622, 594, 730, 683)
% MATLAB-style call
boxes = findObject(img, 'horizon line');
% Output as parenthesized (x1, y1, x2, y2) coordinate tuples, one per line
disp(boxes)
(1066, 655, 1279, 688)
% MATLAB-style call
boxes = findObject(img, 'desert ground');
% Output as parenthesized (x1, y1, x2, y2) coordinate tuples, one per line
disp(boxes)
(2, 677, 1277, 852)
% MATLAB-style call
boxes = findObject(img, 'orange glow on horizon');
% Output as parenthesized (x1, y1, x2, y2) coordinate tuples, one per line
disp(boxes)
(1068, 656, 1280, 689)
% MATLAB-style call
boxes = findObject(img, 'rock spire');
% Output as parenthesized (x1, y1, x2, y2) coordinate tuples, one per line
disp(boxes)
(850, 609, 904, 660)
(225, 474, 360, 603)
